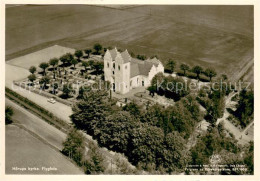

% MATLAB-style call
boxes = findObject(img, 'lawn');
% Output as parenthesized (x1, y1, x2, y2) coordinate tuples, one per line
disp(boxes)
(6, 5, 253, 81)
(5, 125, 83, 174)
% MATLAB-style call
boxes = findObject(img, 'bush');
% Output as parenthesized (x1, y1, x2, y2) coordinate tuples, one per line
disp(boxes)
(5, 106, 14, 125)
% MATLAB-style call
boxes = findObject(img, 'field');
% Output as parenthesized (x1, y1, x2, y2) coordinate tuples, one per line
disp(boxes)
(5, 125, 83, 174)
(6, 5, 253, 81)
(7, 45, 75, 69)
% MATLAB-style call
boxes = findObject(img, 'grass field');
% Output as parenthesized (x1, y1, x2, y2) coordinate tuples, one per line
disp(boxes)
(5, 125, 83, 174)
(6, 5, 253, 81)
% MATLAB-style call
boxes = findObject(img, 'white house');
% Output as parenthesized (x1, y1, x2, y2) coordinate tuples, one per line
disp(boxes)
(104, 47, 164, 94)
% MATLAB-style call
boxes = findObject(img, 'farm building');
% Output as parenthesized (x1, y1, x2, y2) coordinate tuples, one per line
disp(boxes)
(104, 47, 164, 94)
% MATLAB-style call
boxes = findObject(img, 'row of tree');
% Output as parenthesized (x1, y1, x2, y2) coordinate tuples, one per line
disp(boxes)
(166, 60, 218, 81)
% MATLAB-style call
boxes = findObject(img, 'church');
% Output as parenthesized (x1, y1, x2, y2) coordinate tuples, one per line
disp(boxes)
(104, 48, 164, 94)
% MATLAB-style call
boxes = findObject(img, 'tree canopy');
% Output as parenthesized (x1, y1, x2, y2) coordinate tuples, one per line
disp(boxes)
(180, 63, 190, 75)
(39, 62, 49, 75)
(75, 50, 83, 60)
(84, 49, 92, 58)
(192, 65, 203, 80)
(204, 68, 217, 81)
(166, 59, 176, 73)
(49, 58, 59, 68)
(28, 74, 36, 84)
(93, 43, 102, 55)
(29, 66, 37, 74)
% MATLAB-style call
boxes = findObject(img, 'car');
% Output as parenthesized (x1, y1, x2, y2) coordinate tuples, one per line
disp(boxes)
(47, 98, 56, 104)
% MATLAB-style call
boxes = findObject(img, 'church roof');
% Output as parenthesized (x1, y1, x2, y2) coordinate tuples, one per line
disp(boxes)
(130, 58, 159, 78)
(108, 48, 117, 60)
(107, 48, 163, 78)
(121, 50, 131, 63)
(130, 63, 140, 78)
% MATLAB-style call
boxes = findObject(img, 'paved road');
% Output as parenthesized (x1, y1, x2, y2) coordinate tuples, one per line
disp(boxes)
(6, 64, 72, 123)
(6, 98, 67, 150)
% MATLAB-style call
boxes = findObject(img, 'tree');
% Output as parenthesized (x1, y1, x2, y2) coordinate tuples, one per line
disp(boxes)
(62, 129, 85, 165)
(71, 59, 78, 68)
(136, 54, 146, 60)
(180, 63, 190, 76)
(88, 60, 95, 69)
(123, 102, 141, 118)
(167, 101, 197, 139)
(205, 68, 217, 81)
(5, 106, 14, 125)
(243, 141, 254, 174)
(70, 89, 111, 132)
(61, 83, 73, 98)
(66, 53, 74, 63)
(181, 95, 203, 122)
(84, 49, 92, 58)
(128, 124, 164, 169)
(77, 85, 92, 99)
(60, 55, 67, 70)
(93, 61, 104, 74)
(148, 72, 165, 96)
(29, 66, 36, 74)
(130, 51, 135, 58)
(75, 50, 83, 61)
(233, 89, 254, 128)
(151, 55, 158, 59)
(83, 142, 105, 174)
(162, 132, 187, 173)
(60, 53, 73, 69)
(192, 65, 203, 80)
(98, 111, 138, 153)
(39, 62, 49, 76)
(81, 61, 88, 71)
(93, 43, 102, 55)
(221, 74, 228, 80)
(166, 59, 176, 73)
(52, 82, 59, 94)
(28, 74, 36, 85)
(49, 58, 59, 69)
(49, 58, 59, 79)
(39, 76, 50, 90)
